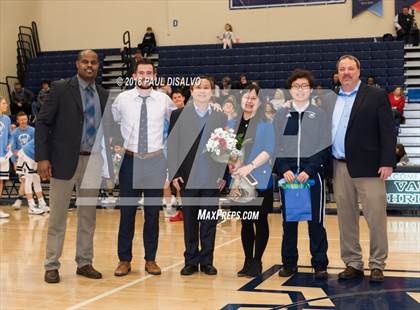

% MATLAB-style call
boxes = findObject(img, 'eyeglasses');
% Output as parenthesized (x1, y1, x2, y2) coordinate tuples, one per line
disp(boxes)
(291, 84, 310, 91)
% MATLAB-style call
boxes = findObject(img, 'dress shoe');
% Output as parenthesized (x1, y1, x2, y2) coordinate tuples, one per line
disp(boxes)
(44, 269, 60, 283)
(200, 264, 218, 275)
(369, 268, 384, 283)
(278, 266, 297, 277)
(246, 259, 262, 277)
(180, 264, 198, 276)
(145, 261, 161, 275)
(76, 264, 102, 279)
(314, 267, 328, 279)
(114, 261, 131, 277)
(338, 266, 364, 280)
(237, 258, 252, 277)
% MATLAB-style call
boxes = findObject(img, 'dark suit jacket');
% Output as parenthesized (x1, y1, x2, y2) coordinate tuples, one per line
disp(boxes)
(35, 76, 111, 180)
(326, 83, 396, 178)
(167, 105, 227, 189)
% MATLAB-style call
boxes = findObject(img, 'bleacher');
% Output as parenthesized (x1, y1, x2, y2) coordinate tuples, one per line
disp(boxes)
(22, 37, 405, 93)
(156, 38, 405, 91)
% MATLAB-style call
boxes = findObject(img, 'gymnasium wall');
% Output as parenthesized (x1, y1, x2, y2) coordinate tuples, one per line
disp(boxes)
(0, 0, 403, 80)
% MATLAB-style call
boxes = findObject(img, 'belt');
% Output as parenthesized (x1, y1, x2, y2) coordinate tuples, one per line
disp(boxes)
(333, 157, 346, 162)
(79, 151, 91, 156)
(125, 149, 163, 159)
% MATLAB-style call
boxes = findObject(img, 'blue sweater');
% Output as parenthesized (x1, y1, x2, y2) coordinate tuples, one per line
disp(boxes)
(0, 115, 12, 157)
(21, 139, 35, 161)
(11, 126, 35, 162)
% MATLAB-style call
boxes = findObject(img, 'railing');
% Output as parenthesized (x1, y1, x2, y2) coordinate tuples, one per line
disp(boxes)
(121, 30, 132, 88)
(16, 21, 41, 84)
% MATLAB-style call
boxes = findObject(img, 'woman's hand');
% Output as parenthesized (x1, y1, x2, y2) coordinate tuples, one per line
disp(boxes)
(233, 164, 253, 178)
(283, 170, 295, 184)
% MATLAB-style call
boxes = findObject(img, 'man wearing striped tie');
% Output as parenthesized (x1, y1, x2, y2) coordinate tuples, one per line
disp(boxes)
(36, 50, 110, 283)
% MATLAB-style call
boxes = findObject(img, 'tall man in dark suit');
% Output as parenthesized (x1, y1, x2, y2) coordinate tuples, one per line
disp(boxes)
(168, 77, 227, 276)
(36, 50, 110, 283)
(331, 55, 396, 283)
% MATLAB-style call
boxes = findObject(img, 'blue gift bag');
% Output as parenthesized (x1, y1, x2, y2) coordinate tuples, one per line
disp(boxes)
(279, 179, 314, 222)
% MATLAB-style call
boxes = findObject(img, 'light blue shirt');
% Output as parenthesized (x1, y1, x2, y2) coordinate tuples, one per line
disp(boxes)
(193, 103, 212, 118)
(332, 81, 361, 159)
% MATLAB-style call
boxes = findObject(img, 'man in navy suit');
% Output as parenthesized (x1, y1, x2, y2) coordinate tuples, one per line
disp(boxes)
(331, 55, 396, 283)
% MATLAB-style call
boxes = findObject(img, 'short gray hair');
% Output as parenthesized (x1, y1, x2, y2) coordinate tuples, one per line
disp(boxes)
(336, 55, 361, 70)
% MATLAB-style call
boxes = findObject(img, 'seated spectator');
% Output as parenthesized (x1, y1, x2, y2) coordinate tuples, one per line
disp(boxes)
(223, 95, 238, 127)
(138, 26, 156, 57)
(171, 89, 186, 109)
(11, 82, 33, 116)
(367, 75, 380, 88)
(395, 6, 419, 45)
(236, 74, 249, 90)
(270, 88, 287, 110)
(129, 50, 143, 76)
(264, 101, 275, 121)
(396, 143, 409, 166)
(331, 72, 341, 94)
(33, 80, 50, 119)
(217, 23, 235, 49)
(388, 86, 406, 125)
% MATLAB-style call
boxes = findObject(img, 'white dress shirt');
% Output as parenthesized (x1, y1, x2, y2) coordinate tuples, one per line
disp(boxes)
(112, 88, 176, 153)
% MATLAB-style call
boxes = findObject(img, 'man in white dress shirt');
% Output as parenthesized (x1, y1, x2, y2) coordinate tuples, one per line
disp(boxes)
(112, 59, 176, 276)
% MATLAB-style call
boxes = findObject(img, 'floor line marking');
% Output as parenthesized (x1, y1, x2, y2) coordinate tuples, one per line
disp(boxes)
(66, 236, 241, 310)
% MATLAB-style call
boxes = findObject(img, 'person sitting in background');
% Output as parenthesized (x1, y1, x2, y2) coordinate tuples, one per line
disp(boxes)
(396, 143, 409, 166)
(221, 76, 232, 95)
(223, 95, 238, 128)
(33, 80, 50, 119)
(217, 23, 235, 49)
(388, 86, 406, 125)
(16, 139, 49, 215)
(331, 72, 341, 94)
(395, 6, 415, 44)
(264, 101, 275, 121)
(270, 89, 287, 110)
(367, 75, 380, 88)
(11, 82, 34, 116)
(236, 74, 249, 90)
(129, 50, 143, 76)
(138, 26, 156, 57)
(11, 111, 35, 210)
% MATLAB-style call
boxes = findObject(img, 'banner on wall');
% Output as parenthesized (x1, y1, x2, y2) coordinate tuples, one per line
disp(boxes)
(395, 0, 420, 14)
(352, 0, 383, 18)
(229, 0, 345, 10)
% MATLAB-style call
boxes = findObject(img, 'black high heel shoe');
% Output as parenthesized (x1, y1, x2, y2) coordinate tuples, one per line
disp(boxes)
(237, 258, 252, 277)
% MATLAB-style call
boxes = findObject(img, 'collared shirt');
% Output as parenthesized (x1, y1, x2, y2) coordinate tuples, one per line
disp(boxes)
(77, 75, 102, 152)
(331, 81, 361, 159)
(193, 103, 212, 118)
(292, 101, 310, 113)
(112, 88, 176, 153)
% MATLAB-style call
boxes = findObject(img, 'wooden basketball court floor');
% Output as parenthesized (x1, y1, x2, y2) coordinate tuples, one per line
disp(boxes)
(1, 204, 419, 310)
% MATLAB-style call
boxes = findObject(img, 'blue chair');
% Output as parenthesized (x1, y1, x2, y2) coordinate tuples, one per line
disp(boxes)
(306, 53, 322, 62)
(321, 52, 337, 61)
(370, 60, 384, 68)
(275, 54, 290, 63)
(370, 68, 387, 76)
(387, 50, 404, 59)
(387, 59, 404, 68)
(387, 68, 404, 76)
(289, 54, 305, 62)
(371, 50, 387, 59)
(321, 44, 338, 52)
(354, 43, 370, 51)
(387, 76, 404, 86)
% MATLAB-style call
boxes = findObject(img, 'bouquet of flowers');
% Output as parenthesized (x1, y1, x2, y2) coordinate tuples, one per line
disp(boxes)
(205, 127, 241, 163)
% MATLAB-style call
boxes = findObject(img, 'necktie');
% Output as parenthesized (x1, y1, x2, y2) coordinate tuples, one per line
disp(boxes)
(85, 85, 96, 147)
(138, 96, 149, 154)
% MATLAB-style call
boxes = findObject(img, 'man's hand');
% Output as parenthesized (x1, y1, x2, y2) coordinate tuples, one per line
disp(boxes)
(38, 160, 52, 180)
(217, 178, 227, 191)
(172, 177, 184, 191)
(283, 170, 295, 184)
(378, 167, 393, 180)
(296, 171, 310, 184)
